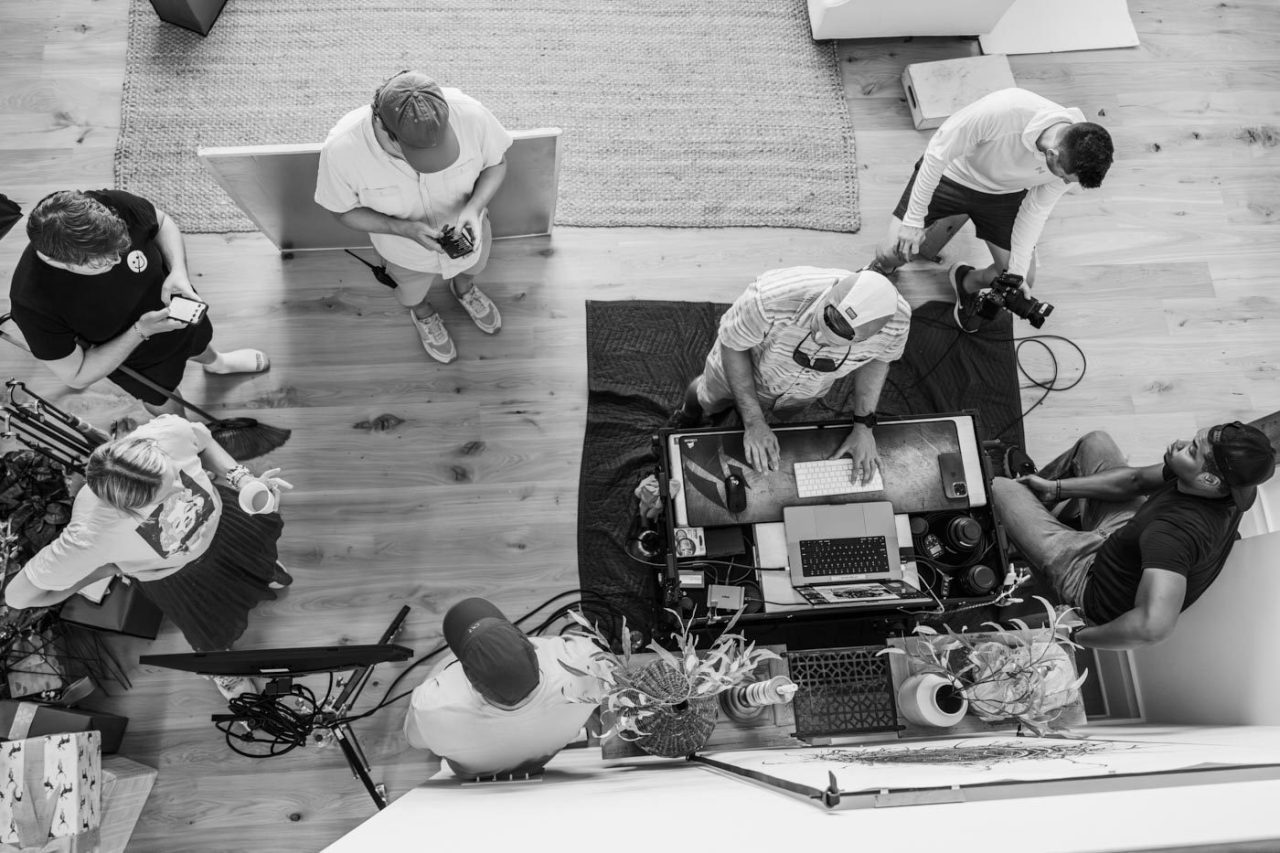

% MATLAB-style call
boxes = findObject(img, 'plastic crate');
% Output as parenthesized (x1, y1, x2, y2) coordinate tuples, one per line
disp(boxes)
(785, 646, 898, 739)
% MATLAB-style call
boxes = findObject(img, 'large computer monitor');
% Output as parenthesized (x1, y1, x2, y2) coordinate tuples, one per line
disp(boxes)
(665, 413, 988, 528)
(140, 644, 413, 677)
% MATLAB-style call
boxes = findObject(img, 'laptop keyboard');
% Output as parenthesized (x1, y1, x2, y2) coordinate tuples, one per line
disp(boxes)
(793, 459, 885, 499)
(799, 535, 890, 577)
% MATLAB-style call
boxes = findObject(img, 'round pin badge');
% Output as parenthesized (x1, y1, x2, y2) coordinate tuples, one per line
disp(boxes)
(126, 250, 148, 273)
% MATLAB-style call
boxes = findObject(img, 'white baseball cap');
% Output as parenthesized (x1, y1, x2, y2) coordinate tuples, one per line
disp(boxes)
(824, 269, 899, 337)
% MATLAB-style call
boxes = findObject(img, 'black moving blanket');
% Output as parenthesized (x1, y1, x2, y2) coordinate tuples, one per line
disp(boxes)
(577, 299, 1022, 636)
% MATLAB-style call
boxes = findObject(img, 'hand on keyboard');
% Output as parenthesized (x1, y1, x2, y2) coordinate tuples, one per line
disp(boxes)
(830, 427, 879, 484)
(794, 459, 886, 499)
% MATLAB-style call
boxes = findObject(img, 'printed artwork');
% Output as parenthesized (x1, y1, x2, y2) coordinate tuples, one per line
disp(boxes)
(134, 469, 214, 557)
(703, 735, 1280, 797)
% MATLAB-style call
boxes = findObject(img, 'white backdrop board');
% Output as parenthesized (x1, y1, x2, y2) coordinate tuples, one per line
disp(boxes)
(197, 128, 562, 253)
(979, 0, 1139, 55)
(323, 727, 1280, 853)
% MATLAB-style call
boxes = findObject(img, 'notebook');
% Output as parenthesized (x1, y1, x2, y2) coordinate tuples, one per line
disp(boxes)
(784, 501, 900, 587)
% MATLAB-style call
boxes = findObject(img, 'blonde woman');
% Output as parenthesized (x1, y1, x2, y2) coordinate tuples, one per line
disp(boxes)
(3, 414, 291, 699)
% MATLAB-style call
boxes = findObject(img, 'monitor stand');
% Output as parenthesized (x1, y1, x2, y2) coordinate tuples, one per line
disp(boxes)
(213, 606, 411, 810)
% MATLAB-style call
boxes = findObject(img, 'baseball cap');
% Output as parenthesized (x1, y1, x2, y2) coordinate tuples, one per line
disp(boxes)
(1208, 422, 1275, 506)
(443, 598, 540, 707)
(373, 71, 460, 172)
(822, 269, 899, 340)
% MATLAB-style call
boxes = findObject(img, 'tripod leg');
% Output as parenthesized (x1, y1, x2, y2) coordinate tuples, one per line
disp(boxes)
(332, 724, 387, 809)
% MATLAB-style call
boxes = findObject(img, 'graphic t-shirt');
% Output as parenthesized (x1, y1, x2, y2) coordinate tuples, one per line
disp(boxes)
(8, 190, 211, 369)
(22, 415, 223, 590)
(1084, 466, 1242, 623)
(403, 635, 608, 777)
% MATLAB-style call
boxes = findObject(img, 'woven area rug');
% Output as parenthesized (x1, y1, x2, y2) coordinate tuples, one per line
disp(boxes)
(117, 0, 859, 234)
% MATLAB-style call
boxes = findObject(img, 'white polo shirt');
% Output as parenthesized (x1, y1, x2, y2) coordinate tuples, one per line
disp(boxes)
(315, 90, 513, 277)
(403, 635, 608, 777)
(904, 88, 1086, 277)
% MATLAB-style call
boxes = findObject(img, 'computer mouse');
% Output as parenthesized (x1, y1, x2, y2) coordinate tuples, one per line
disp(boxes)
(724, 474, 748, 513)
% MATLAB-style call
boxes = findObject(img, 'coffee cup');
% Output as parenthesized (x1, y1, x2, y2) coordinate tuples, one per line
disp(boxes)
(238, 479, 278, 515)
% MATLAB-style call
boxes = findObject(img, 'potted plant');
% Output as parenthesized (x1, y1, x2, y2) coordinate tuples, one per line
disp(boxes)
(561, 608, 781, 757)
(879, 596, 1089, 735)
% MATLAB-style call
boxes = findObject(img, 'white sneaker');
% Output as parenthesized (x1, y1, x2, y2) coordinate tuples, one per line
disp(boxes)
(409, 310, 457, 363)
(210, 675, 261, 702)
(450, 281, 502, 335)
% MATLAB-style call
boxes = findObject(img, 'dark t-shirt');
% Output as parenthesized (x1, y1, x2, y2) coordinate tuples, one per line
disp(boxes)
(8, 190, 210, 370)
(1084, 466, 1241, 623)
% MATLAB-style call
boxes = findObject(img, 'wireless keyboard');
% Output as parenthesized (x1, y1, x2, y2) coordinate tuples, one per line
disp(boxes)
(793, 459, 885, 499)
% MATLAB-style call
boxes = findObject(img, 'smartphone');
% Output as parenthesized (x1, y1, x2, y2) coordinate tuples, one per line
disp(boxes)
(937, 451, 969, 502)
(167, 295, 208, 325)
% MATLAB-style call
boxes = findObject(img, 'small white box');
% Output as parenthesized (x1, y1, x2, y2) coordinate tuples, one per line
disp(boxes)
(902, 54, 1016, 130)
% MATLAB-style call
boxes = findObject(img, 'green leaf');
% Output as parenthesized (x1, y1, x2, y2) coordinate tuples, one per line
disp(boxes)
(913, 625, 938, 636)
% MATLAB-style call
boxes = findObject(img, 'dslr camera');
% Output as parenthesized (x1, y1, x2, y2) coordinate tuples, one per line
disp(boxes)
(972, 272, 1054, 329)
(437, 224, 476, 259)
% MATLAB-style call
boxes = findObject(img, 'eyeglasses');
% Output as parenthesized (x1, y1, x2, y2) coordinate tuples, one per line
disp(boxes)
(791, 331, 850, 373)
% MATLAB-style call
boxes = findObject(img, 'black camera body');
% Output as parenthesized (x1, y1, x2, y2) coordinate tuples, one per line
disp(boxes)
(973, 272, 1054, 329)
(437, 224, 476, 259)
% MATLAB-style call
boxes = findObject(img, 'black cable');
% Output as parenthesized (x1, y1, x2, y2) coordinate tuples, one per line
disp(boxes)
(216, 681, 326, 758)
(837, 312, 1087, 443)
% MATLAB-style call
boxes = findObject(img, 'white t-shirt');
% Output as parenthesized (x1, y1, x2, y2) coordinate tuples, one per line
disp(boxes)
(23, 415, 222, 590)
(403, 635, 608, 777)
(314, 90, 514, 277)
(904, 88, 1086, 277)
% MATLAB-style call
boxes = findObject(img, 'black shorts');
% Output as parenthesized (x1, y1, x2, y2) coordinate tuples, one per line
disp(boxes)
(108, 318, 214, 405)
(892, 158, 1027, 250)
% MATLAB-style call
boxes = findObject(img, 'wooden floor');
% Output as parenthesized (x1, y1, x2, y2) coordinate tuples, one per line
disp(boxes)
(1, 1, 1277, 850)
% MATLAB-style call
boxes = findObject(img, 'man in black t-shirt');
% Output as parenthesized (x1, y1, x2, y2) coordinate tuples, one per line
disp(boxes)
(992, 422, 1275, 650)
(8, 190, 269, 415)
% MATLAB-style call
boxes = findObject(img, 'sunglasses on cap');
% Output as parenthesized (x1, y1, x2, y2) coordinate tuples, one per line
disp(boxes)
(822, 304, 856, 340)
(791, 331, 850, 373)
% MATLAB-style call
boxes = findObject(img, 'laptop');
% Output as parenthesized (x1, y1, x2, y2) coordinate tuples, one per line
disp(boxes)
(784, 501, 900, 587)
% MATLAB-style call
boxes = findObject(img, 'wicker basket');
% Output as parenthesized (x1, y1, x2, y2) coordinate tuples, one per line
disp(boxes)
(628, 660, 718, 758)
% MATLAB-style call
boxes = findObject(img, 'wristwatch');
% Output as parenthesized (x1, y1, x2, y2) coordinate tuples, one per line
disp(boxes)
(851, 412, 878, 429)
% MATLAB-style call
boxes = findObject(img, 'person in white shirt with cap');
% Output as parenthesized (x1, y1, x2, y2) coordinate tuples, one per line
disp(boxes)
(670, 267, 910, 482)
(871, 88, 1113, 332)
(316, 70, 512, 364)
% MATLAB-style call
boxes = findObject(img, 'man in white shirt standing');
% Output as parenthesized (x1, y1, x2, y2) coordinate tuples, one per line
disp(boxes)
(871, 87, 1113, 332)
(316, 71, 513, 363)
(403, 598, 609, 779)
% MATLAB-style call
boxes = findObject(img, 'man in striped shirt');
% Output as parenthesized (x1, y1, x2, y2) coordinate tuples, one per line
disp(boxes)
(673, 267, 911, 482)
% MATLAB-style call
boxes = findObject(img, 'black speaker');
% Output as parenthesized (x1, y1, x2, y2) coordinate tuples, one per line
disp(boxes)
(960, 564, 999, 596)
